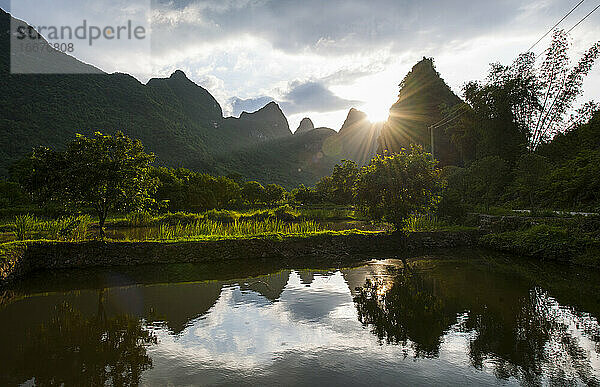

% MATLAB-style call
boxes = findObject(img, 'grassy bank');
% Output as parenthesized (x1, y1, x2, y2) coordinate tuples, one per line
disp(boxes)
(480, 224, 600, 267)
(3, 206, 599, 271)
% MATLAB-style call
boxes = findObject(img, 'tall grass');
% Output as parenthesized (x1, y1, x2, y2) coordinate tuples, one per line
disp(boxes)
(125, 211, 154, 227)
(403, 214, 443, 232)
(13, 214, 92, 241)
(153, 218, 322, 240)
(42, 215, 92, 241)
(122, 205, 303, 227)
(14, 214, 36, 241)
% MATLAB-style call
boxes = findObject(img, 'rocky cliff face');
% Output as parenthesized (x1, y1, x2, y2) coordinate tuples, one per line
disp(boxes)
(378, 57, 462, 165)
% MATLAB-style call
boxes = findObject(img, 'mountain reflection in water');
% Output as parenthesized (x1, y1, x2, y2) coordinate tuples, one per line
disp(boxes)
(0, 251, 599, 386)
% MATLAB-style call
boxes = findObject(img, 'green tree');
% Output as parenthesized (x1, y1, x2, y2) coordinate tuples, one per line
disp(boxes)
(459, 56, 534, 164)
(354, 146, 443, 229)
(18, 132, 156, 235)
(292, 184, 321, 205)
(537, 110, 600, 163)
(513, 154, 551, 210)
(315, 175, 334, 202)
(465, 156, 510, 210)
(316, 160, 359, 204)
(241, 181, 266, 204)
(437, 166, 470, 222)
(264, 184, 286, 206)
(150, 167, 241, 212)
(0, 180, 30, 208)
(449, 31, 599, 163)
(545, 150, 600, 210)
(444, 104, 478, 165)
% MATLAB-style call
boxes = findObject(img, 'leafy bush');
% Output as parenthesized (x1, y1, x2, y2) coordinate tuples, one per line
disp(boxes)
(436, 193, 468, 223)
(264, 184, 286, 205)
(564, 215, 600, 238)
(241, 181, 266, 204)
(292, 185, 323, 205)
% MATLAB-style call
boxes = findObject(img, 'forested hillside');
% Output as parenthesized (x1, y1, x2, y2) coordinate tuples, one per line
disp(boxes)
(0, 9, 348, 185)
(1, 8, 402, 186)
(378, 57, 463, 166)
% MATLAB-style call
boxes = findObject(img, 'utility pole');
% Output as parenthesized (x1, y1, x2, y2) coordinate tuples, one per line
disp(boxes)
(429, 125, 435, 161)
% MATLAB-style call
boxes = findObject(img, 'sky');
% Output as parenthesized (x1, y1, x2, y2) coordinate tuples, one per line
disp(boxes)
(3, 0, 600, 132)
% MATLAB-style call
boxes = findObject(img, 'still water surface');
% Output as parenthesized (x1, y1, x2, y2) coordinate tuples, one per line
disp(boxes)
(1, 250, 599, 386)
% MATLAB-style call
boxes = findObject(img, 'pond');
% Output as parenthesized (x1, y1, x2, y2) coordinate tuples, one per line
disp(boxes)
(1, 249, 599, 385)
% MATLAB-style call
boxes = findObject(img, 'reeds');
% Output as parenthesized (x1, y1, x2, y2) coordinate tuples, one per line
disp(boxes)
(403, 214, 442, 232)
(13, 214, 92, 241)
(125, 211, 154, 227)
(42, 215, 92, 241)
(153, 218, 321, 240)
(124, 205, 303, 227)
(14, 214, 36, 241)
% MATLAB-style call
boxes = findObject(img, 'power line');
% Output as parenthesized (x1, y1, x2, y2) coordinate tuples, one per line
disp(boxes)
(566, 2, 600, 33)
(428, 1, 599, 155)
(428, 105, 469, 160)
(535, 2, 600, 59)
(527, 0, 586, 52)
(430, 104, 469, 129)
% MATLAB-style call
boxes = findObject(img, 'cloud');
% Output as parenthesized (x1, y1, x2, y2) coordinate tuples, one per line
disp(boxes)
(229, 78, 361, 118)
(279, 80, 361, 115)
(149, 0, 567, 58)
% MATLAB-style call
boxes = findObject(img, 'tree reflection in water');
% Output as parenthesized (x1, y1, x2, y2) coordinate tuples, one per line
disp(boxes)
(353, 263, 600, 385)
(353, 267, 457, 357)
(18, 290, 157, 386)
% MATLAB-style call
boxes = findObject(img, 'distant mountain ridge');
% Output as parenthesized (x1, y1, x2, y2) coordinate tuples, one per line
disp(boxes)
(224, 102, 291, 142)
(0, 9, 319, 185)
(1, 8, 453, 186)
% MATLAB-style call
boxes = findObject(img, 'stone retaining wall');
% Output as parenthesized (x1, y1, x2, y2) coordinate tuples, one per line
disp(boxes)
(0, 231, 481, 285)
